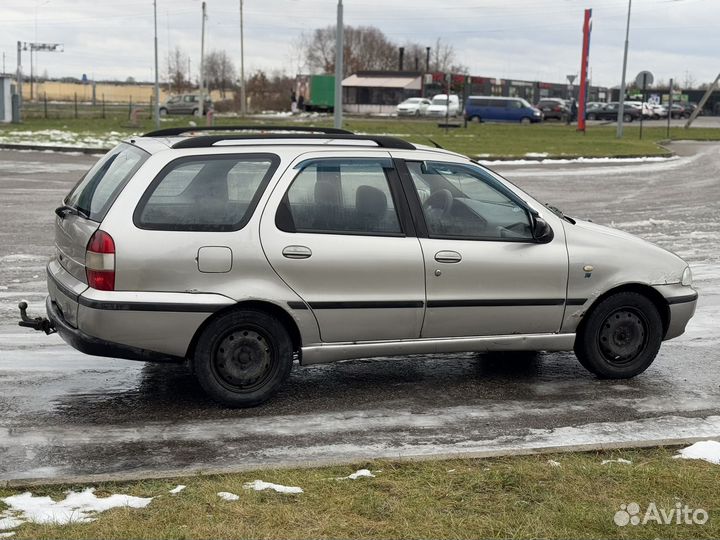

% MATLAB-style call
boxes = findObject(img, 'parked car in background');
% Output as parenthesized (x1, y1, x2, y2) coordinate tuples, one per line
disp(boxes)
(465, 96, 542, 124)
(649, 103, 668, 118)
(585, 102, 605, 120)
(159, 94, 213, 116)
(22, 125, 697, 407)
(586, 102, 641, 122)
(536, 98, 569, 121)
(670, 103, 691, 119)
(396, 97, 432, 117)
(426, 94, 460, 118)
(625, 101, 653, 119)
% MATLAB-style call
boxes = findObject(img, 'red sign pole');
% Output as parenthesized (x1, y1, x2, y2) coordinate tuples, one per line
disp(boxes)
(577, 8, 592, 132)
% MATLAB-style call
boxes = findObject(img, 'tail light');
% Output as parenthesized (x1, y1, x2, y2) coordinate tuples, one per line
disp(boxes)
(86, 230, 115, 291)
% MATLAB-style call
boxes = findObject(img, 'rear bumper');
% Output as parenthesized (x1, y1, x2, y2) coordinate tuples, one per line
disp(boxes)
(46, 295, 184, 362)
(46, 259, 236, 360)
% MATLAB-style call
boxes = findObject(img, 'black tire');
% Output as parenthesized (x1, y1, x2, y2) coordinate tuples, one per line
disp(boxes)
(623, 113, 633, 123)
(587, 113, 596, 120)
(470, 115, 481, 123)
(574, 292, 663, 378)
(193, 309, 293, 407)
(520, 117, 532, 124)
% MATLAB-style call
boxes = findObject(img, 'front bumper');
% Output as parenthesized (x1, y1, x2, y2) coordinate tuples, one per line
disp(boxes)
(46, 296, 184, 362)
(653, 284, 698, 340)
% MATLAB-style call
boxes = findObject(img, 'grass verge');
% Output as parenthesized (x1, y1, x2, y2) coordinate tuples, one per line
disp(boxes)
(1, 446, 718, 539)
(2, 115, 720, 159)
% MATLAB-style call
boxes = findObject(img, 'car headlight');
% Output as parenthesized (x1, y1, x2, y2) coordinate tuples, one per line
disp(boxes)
(682, 266, 693, 286)
(534, 111, 541, 116)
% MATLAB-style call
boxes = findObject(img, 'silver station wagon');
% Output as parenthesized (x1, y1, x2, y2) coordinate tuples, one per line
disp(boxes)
(19, 126, 698, 407)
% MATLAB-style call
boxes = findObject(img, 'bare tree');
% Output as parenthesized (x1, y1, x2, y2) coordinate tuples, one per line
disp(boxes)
(429, 38, 468, 74)
(204, 50, 237, 98)
(682, 71, 696, 90)
(246, 69, 295, 111)
(302, 25, 399, 75)
(167, 46, 190, 94)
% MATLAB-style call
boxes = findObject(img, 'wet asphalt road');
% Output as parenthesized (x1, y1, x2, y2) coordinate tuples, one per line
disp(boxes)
(0, 143, 719, 483)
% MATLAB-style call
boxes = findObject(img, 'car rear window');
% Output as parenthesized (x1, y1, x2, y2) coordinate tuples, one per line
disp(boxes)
(65, 143, 149, 222)
(134, 153, 279, 231)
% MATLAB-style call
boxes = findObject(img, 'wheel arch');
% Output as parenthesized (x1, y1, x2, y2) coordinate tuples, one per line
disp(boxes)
(185, 300, 303, 361)
(578, 283, 670, 338)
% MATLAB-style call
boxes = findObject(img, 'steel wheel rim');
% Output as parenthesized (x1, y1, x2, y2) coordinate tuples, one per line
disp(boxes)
(211, 326, 275, 393)
(598, 307, 649, 366)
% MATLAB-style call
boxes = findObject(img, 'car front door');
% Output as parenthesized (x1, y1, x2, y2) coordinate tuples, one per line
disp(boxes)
(394, 155, 569, 338)
(260, 152, 425, 343)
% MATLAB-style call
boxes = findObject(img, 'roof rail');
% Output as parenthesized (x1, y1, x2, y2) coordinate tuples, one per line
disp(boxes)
(170, 133, 417, 150)
(142, 125, 354, 137)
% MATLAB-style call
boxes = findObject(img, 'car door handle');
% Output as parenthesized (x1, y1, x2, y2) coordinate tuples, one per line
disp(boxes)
(282, 245, 312, 259)
(434, 250, 462, 263)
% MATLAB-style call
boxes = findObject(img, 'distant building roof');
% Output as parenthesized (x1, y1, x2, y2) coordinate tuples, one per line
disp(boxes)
(342, 73, 422, 90)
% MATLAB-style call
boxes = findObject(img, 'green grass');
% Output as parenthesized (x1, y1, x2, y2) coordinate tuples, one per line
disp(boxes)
(1, 447, 718, 539)
(2, 115, 720, 159)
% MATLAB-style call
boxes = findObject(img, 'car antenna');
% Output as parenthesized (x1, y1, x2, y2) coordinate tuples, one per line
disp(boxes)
(427, 138, 444, 149)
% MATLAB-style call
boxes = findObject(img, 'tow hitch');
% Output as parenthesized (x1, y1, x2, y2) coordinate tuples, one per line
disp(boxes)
(18, 301, 56, 335)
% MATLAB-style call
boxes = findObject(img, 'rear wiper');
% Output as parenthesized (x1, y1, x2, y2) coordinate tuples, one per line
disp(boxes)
(55, 205, 90, 220)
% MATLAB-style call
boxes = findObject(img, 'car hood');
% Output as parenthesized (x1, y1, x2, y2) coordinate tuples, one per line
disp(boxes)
(565, 218, 688, 285)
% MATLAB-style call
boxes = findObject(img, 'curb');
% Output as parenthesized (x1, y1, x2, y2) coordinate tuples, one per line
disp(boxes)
(0, 143, 110, 155)
(1, 435, 713, 489)
(0, 143, 676, 162)
(474, 152, 674, 162)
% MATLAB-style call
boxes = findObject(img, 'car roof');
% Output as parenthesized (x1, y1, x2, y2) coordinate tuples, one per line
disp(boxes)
(127, 126, 469, 160)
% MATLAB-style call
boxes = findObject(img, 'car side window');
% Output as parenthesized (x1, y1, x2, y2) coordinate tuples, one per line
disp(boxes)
(406, 161, 533, 241)
(277, 159, 403, 236)
(134, 154, 279, 231)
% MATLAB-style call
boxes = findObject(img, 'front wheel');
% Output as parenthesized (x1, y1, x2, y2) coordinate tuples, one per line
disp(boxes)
(193, 310, 293, 407)
(587, 113, 596, 120)
(623, 113, 633, 122)
(574, 292, 663, 378)
(520, 117, 532, 124)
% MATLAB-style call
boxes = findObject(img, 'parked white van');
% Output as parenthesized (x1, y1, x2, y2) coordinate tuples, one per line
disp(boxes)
(426, 94, 460, 118)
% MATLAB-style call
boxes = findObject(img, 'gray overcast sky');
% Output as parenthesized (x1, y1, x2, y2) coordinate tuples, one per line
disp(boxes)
(0, 0, 717, 87)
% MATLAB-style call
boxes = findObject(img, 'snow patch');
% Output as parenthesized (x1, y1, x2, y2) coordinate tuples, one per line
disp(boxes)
(217, 492, 239, 501)
(673, 440, 720, 464)
(524, 152, 549, 158)
(337, 469, 375, 480)
(242, 480, 303, 494)
(601, 458, 632, 465)
(547, 459, 562, 467)
(0, 488, 152, 532)
(168, 485, 186, 495)
(0, 532, 16, 538)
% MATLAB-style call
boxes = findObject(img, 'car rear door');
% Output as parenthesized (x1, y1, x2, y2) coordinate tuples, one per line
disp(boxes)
(260, 150, 425, 343)
(393, 152, 569, 338)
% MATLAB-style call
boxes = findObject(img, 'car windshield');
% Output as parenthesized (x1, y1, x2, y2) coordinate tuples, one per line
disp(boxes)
(65, 143, 149, 221)
(403, 98, 422, 104)
(518, 98, 532, 108)
(432, 97, 448, 105)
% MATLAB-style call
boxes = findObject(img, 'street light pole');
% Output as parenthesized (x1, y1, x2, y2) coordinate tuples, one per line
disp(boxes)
(616, 0, 632, 138)
(199, 1, 206, 115)
(153, 0, 160, 129)
(239, 0, 246, 116)
(333, 0, 343, 129)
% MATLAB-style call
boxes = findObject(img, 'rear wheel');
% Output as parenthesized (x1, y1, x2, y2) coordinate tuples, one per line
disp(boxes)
(193, 310, 293, 407)
(574, 292, 663, 378)
(623, 113, 633, 123)
(587, 113, 596, 120)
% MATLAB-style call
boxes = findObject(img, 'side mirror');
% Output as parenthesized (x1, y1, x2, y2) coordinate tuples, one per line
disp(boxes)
(532, 215, 554, 244)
